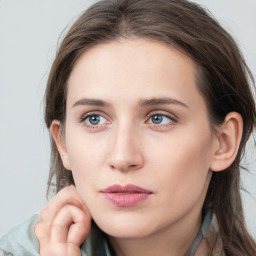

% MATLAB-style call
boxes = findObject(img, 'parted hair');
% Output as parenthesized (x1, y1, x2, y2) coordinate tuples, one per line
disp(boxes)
(44, 0, 256, 255)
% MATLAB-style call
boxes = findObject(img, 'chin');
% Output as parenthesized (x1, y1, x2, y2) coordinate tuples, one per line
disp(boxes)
(100, 223, 153, 239)
(93, 212, 158, 239)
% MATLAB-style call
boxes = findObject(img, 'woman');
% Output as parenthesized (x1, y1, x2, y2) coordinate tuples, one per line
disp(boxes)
(1, 0, 256, 255)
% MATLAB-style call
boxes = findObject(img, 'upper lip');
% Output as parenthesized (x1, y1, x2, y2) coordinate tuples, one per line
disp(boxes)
(100, 184, 152, 194)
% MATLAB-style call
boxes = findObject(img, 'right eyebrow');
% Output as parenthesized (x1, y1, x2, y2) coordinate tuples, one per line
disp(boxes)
(72, 98, 110, 108)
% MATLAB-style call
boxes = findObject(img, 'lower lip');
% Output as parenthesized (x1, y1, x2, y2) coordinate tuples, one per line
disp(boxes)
(102, 192, 151, 207)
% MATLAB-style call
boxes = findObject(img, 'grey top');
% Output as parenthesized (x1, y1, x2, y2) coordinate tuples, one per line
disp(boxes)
(0, 210, 214, 256)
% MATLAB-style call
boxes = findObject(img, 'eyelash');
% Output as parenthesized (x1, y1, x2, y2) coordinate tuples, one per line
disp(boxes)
(146, 112, 177, 127)
(80, 112, 110, 129)
(80, 111, 177, 130)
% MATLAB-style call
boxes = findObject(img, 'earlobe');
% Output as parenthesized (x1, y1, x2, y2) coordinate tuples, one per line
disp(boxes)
(210, 112, 243, 172)
(51, 120, 71, 170)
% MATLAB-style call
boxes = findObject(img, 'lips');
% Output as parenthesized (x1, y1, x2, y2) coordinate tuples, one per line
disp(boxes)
(100, 184, 152, 207)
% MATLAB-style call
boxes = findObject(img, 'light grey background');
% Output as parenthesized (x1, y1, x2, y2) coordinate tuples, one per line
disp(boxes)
(0, 0, 255, 238)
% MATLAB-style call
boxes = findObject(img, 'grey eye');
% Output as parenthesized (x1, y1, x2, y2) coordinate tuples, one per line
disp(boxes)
(149, 114, 171, 124)
(85, 115, 107, 125)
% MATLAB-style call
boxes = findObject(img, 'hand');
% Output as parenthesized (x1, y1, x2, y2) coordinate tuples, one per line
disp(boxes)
(34, 185, 91, 256)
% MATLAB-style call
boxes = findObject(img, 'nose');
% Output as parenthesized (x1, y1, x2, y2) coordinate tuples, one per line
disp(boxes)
(107, 124, 144, 172)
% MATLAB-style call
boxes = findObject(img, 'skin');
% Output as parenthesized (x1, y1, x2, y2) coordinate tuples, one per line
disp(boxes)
(35, 186, 91, 255)
(35, 39, 243, 256)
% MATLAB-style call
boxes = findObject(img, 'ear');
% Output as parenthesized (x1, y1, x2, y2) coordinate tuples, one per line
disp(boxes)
(51, 120, 71, 170)
(210, 112, 243, 172)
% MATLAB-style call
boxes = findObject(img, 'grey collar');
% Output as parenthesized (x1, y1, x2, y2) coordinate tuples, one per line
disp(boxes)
(81, 209, 213, 256)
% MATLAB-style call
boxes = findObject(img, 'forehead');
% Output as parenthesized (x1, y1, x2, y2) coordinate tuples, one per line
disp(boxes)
(67, 39, 205, 111)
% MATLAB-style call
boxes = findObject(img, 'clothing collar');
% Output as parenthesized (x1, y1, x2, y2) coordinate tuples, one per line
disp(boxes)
(81, 209, 220, 256)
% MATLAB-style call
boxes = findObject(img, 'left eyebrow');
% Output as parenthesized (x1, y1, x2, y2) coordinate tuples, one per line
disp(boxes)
(138, 97, 189, 109)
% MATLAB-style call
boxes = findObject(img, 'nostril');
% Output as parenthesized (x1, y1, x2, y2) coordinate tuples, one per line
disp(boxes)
(109, 161, 141, 172)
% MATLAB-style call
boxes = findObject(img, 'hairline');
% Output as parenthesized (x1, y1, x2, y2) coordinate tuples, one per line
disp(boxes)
(57, 37, 219, 135)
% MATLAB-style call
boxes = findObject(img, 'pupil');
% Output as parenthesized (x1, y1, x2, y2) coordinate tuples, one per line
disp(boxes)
(152, 115, 163, 124)
(89, 115, 100, 125)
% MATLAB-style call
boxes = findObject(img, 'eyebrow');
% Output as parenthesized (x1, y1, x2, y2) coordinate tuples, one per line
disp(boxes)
(138, 97, 189, 109)
(72, 98, 110, 108)
(72, 97, 189, 109)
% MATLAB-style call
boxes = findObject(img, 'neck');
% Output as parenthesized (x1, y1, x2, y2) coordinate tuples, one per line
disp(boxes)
(109, 206, 203, 256)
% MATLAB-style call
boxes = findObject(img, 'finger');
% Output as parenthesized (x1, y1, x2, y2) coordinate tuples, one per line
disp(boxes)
(39, 242, 81, 256)
(34, 219, 51, 242)
(40, 186, 91, 224)
(68, 220, 91, 245)
(51, 204, 89, 244)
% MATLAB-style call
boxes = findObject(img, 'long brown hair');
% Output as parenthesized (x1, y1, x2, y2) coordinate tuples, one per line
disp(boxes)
(44, 0, 256, 254)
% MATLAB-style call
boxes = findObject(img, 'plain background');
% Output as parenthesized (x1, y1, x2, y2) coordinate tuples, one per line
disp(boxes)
(0, 0, 255, 238)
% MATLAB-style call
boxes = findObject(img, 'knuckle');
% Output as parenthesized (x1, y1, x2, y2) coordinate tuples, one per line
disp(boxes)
(64, 185, 76, 193)
(57, 185, 77, 201)
(40, 207, 47, 219)
(34, 220, 41, 231)
(34, 220, 44, 236)
(34, 222, 39, 235)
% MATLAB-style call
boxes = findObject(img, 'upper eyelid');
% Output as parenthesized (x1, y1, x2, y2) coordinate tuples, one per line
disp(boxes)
(79, 110, 178, 123)
(81, 111, 110, 120)
(146, 114, 176, 125)
(145, 110, 178, 120)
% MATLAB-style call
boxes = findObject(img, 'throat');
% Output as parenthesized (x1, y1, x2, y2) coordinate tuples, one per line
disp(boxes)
(108, 214, 202, 256)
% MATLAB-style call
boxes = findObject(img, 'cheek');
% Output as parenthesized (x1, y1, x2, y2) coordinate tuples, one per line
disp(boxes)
(65, 132, 107, 198)
(147, 129, 214, 204)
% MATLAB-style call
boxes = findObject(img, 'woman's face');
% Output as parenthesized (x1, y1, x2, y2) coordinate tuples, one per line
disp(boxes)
(60, 39, 219, 238)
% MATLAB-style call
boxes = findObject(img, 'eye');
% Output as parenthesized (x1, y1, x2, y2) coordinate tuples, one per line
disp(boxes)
(148, 114, 174, 125)
(82, 114, 108, 126)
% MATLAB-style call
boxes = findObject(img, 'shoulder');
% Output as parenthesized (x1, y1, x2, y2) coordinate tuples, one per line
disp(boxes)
(0, 217, 110, 256)
(0, 215, 40, 256)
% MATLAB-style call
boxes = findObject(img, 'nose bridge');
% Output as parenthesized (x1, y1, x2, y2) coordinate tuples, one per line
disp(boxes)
(108, 120, 143, 171)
